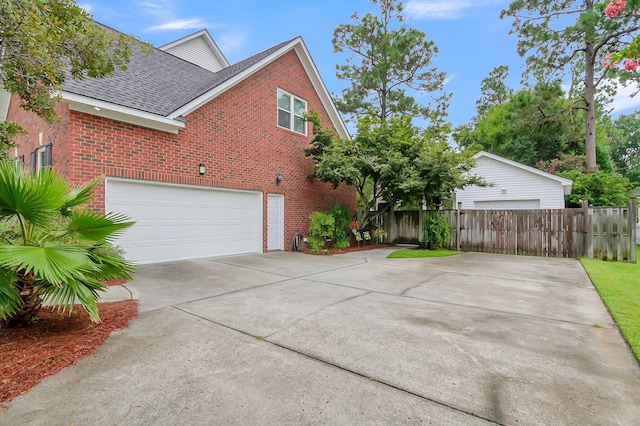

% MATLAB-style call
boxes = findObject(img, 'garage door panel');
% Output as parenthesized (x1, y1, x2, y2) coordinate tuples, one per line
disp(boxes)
(106, 179, 262, 264)
(473, 199, 541, 210)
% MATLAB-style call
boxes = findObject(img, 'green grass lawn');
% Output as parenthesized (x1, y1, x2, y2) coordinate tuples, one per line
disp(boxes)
(581, 247, 640, 361)
(386, 249, 460, 259)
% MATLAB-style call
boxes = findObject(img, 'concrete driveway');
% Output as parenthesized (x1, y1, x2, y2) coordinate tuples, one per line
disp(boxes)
(4, 249, 640, 425)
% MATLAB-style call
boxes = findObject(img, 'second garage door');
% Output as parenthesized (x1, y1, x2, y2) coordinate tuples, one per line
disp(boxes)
(106, 179, 262, 264)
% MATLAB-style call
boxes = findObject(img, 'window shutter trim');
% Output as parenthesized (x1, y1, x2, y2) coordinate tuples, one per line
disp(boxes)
(45, 143, 53, 167)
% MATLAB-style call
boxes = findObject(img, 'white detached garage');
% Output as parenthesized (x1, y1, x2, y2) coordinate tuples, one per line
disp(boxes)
(106, 179, 263, 264)
(455, 151, 573, 210)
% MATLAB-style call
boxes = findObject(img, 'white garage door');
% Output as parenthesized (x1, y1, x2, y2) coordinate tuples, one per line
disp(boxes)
(106, 179, 262, 264)
(474, 199, 541, 210)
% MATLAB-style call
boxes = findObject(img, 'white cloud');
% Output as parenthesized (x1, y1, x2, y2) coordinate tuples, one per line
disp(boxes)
(443, 75, 455, 86)
(608, 81, 640, 114)
(137, 2, 164, 17)
(136, 1, 210, 32)
(405, 0, 473, 20)
(562, 80, 640, 115)
(148, 18, 207, 31)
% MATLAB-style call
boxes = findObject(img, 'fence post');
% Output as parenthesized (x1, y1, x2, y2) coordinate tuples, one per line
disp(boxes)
(630, 197, 637, 263)
(582, 199, 591, 259)
(387, 205, 395, 243)
(418, 208, 425, 247)
(457, 202, 462, 251)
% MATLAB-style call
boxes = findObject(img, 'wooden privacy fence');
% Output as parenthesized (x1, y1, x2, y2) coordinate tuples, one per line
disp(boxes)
(386, 198, 637, 262)
(443, 208, 588, 258)
(587, 205, 637, 261)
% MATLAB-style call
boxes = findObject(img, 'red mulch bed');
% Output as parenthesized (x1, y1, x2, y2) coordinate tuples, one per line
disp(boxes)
(103, 278, 128, 287)
(301, 242, 392, 255)
(0, 299, 138, 403)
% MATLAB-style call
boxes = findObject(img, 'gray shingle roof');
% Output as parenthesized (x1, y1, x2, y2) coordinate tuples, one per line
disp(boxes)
(63, 32, 294, 117)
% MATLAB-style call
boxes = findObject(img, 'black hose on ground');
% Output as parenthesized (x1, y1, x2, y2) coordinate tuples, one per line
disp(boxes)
(292, 231, 305, 251)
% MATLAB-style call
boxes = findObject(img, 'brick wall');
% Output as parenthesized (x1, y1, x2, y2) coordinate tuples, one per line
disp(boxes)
(8, 50, 356, 252)
(7, 95, 70, 177)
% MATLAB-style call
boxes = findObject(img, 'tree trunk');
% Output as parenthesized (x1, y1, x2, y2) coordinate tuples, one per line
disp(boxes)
(584, 5, 598, 173)
(4, 272, 42, 327)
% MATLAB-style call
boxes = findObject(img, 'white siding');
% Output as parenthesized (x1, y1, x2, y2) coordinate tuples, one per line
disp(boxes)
(0, 88, 11, 121)
(474, 199, 541, 209)
(163, 37, 226, 72)
(456, 156, 566, 209)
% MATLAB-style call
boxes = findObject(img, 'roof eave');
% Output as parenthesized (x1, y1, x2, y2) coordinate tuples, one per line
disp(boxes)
(61, 92, 185, 134)
(473, 151, 574, 186)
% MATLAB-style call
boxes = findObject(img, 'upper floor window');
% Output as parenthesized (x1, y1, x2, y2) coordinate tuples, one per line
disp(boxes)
(277, 89, 307, 135)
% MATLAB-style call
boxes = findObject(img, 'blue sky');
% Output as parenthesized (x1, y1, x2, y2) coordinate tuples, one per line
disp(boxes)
(79, 0, 640, 127)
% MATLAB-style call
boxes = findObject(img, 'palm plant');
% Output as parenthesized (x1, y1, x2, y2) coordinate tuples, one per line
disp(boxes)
(0, 161, 135, 327)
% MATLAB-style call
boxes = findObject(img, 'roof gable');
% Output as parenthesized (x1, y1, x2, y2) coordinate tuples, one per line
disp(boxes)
(59, 28, 347, 138)
(159, 29, 229, 72)
(169, 37, 349, 139)
(473, 151, 573, 192)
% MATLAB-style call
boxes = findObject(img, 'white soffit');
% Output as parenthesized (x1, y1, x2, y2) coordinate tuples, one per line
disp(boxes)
(61, 92, 185, 134)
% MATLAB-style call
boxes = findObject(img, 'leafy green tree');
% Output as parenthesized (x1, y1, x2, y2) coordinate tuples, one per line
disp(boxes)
(610, 111, 640, 186)
(536, 154, 588, 175)
(476, 65, 515, 117)
(306, 114, 478, 228)
(501, 0, 640, 172)
(458, 83, 585, 166)
(560, 169, 630, 206)
(0, 0, 138, 145)
(0, 122, 25, 161)
(412, 136, 482, 209)
(0, 161, 135, 327)
(332, 0, 449, 123)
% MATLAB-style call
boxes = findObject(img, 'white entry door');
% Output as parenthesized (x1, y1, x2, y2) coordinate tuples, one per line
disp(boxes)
(267, 194, 284, 250)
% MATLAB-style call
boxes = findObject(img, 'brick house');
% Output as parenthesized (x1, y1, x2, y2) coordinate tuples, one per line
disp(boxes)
(3, 28, 355, 264)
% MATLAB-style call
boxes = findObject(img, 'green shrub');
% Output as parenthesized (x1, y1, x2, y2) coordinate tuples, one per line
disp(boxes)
(423, 213, 450, 250)
(307, 236, 325, 254)
(308, 211, 335, 253)
(330, 204, 351, 249)
(559, 170, 630, 207)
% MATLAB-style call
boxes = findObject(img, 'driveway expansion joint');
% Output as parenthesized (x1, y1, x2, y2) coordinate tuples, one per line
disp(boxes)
(171, 276, 307, 308)
(400, 272, 448, 296)
(262, 291, 373, 340)
(369, 260, 594, 289)
(171, 305, 504, 426)
(301, 277, 606, 328)
(205, 259, 294, 279)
